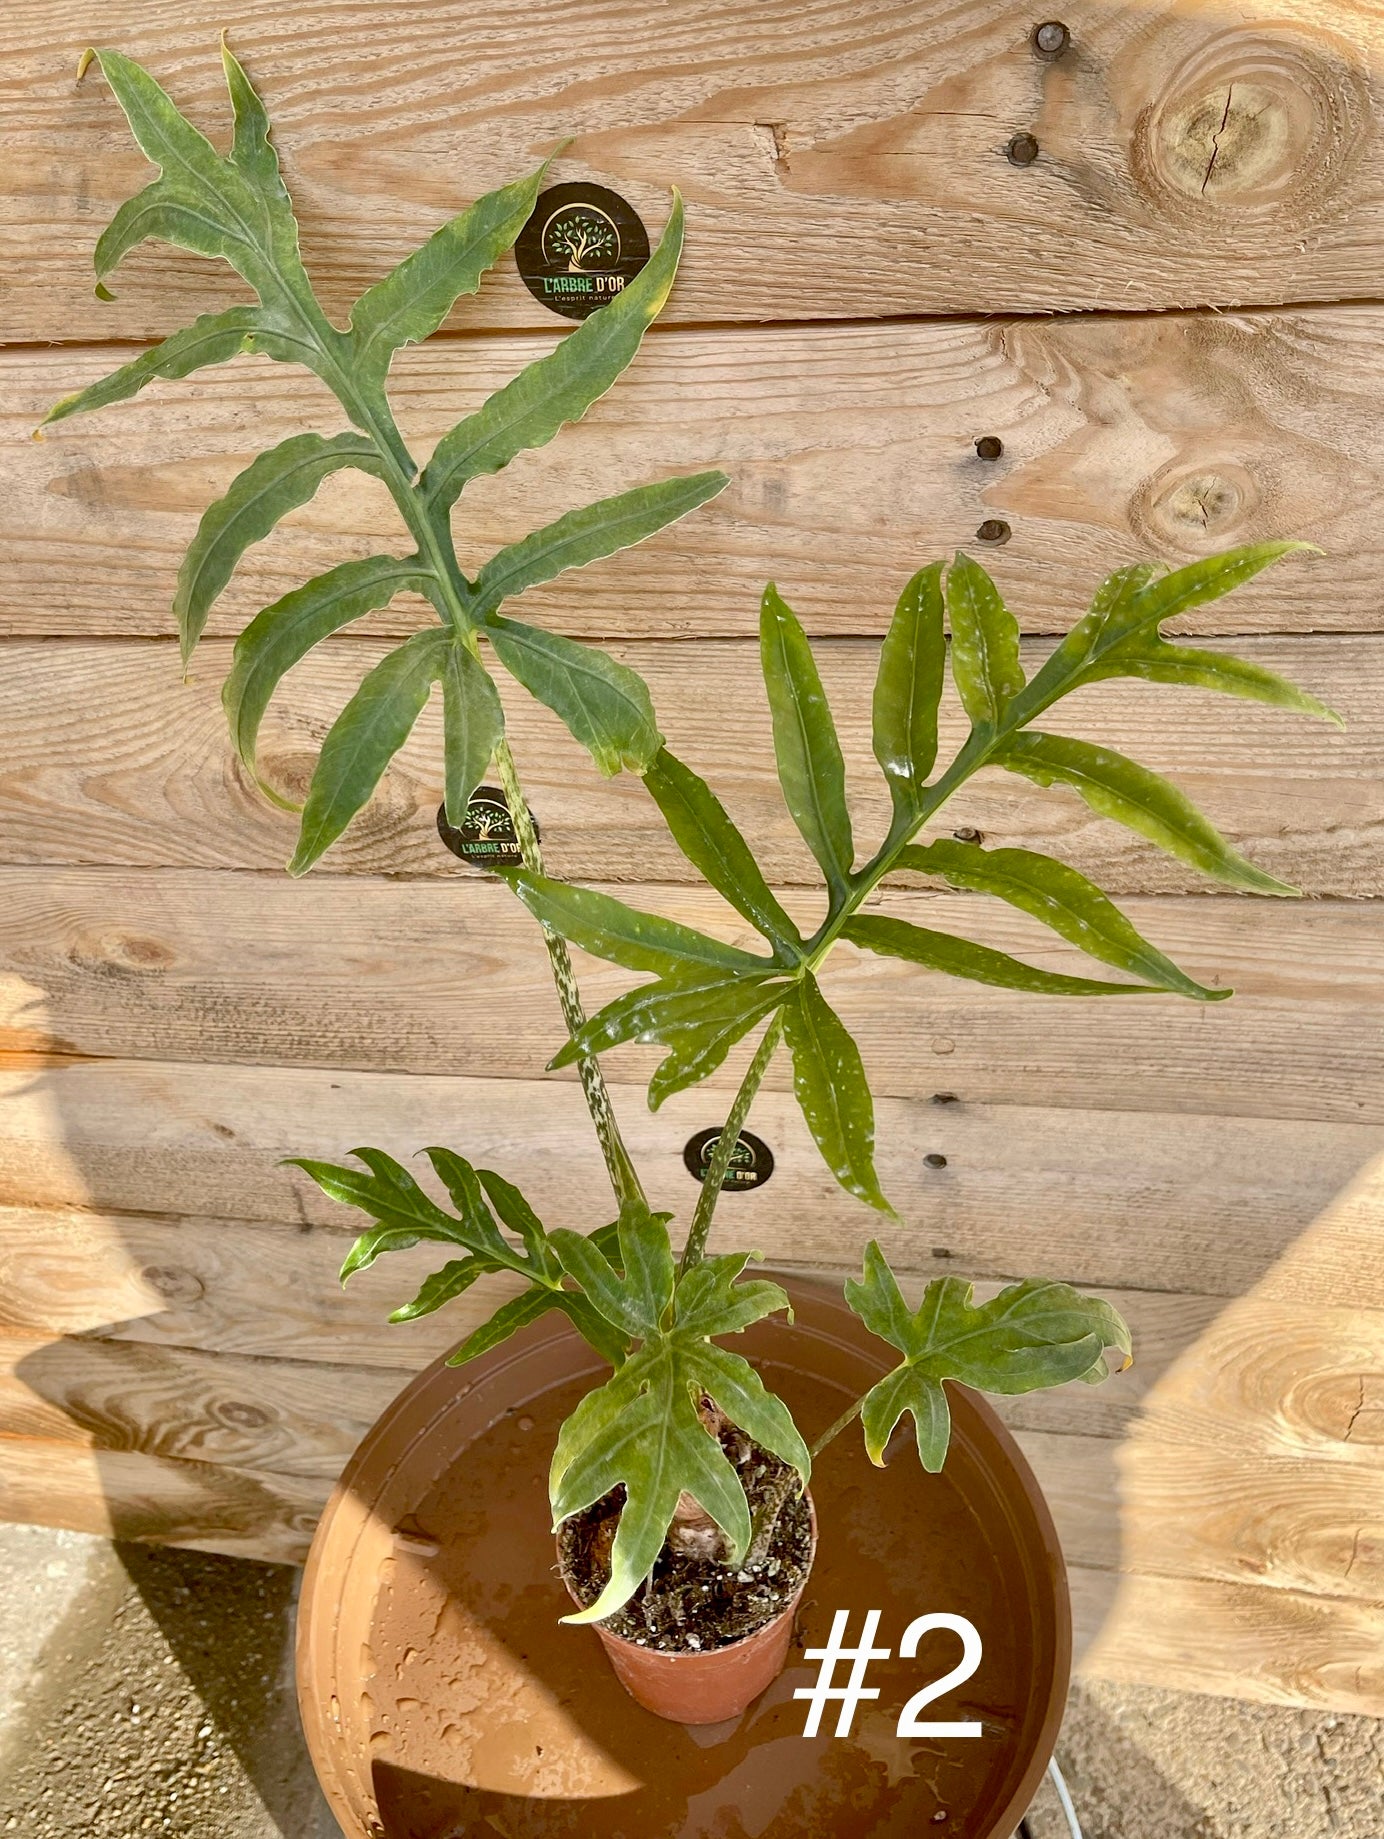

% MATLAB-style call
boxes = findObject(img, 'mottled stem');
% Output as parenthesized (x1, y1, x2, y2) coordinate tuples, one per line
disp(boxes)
(747, 1397, 862, 1563)
(491, 737, 646, 1214)
(678, 1014, 783, 1275)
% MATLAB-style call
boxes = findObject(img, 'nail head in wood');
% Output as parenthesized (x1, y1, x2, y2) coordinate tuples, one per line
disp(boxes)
(1032, 21, 1069, 57)
(975, 518, 1011, 544)
(925, 1153, 949, 1170)
(952, 826, 984, 844)
(1007, 133, 1040, 166)
(974, 435, 1004, 461)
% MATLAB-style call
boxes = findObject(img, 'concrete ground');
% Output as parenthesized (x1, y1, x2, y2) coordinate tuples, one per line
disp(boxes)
(0, 1524, 1379, 1837)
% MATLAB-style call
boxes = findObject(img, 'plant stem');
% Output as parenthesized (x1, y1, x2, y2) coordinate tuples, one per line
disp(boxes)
(808, 1396, 863, 1459)
(306, 340, 648, 1218)
(491, 737, 646, 1213)
(746, 1396, 864, 1563)
(679, 1014, 783, 1274)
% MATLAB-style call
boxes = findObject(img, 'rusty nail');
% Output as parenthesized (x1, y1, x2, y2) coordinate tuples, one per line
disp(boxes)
(975, 518, 1011, 544)
(1032, 20, 1070, 57)
(1007, 133, 1040, 166)
(974, 435, 1004, 461)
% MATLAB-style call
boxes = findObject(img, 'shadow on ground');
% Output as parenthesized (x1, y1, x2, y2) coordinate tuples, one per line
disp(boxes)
(0, 1528, 338, 1838)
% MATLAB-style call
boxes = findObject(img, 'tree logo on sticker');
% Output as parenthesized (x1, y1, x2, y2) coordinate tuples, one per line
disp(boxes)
(683, 1129, 775, 1193)
(516, 183, 651, 321)
(436, 787, 537, 869)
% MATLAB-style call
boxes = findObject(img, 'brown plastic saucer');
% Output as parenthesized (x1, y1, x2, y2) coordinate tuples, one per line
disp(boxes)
(297, 1278, 1070, 1838)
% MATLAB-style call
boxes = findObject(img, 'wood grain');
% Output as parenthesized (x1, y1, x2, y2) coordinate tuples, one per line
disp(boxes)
(5, 2, 1384, 337)
(15, 307, 1384, 643)
(0, 634, 1367, 893)
(0, 1327, 408, 1480)
(2, 870, 1381, 1122)
(0, 1435, 327, 1561)
(2, 1059, 1381, 1302)
(1072, 1569, 1384, 1714)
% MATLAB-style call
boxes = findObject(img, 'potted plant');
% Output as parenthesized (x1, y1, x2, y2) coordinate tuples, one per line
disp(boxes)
(45, 44, 1336, 1828)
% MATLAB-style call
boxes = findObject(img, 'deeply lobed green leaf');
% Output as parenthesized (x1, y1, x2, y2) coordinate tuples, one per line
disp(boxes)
(347, 162, 550, 391)
(486, 619, 661, 776)
(996, 731, 1297, 896)
(506, 870, 774, 977)
(843, 912, 1172, 998)
(844, 1242, 1130, 1469)
(547, 1210, 807, 1622)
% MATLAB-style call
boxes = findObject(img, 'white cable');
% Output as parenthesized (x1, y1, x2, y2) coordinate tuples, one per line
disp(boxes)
(1047, 1757, 1084, 1839)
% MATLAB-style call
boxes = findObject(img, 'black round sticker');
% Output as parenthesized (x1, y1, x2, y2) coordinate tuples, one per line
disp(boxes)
(683, 1129, 775, 1194)
(436, 788, 536, 870)
(516, 183, 651, 321)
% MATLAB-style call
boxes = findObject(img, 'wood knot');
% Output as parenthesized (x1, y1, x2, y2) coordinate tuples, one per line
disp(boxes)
(1133, 28, 1369, 221)
(139, 1264, 206, 1304)
(1131, 459, 1259, 552)
(215, 1399, 272, 1430)
(71, 932, 176, 974)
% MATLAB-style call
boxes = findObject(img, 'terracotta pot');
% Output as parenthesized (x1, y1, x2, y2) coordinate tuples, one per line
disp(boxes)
(297, 1276, 1070, 1838)
(565, 1493, 818, 1724)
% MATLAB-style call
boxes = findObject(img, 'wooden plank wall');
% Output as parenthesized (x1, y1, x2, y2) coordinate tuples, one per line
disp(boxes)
(3, 0, 1383, 1714)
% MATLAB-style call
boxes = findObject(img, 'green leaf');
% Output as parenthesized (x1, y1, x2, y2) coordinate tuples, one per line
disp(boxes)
(643, 750, 803, 962)
(420, 1147, 513, 1266)
(549, 967, 786, 1065)
(439, 641, 505, 826)
(420, 193, 688, 517)
(87, 46, 308, 304)
(389, 1257, 492, 1322)
(548, 1219, 806, 1621)
(1084, 636, 1343, 725)
(781, 975, 891, 1214)
(476, 1167, 557, 1272)
(548, 966, 790, 1110)
(996, 731, 1296, 896)
(472, 473, 729, 621)
(1018, 545, 1317, 717)
(646, 995, 789, 1111)
(873, 562, 946, 813)
(486, 618, 661, 776)
(897, 838, 1228, 1000)
(177, 432, 389, 664)
(760, 585, 853, 894)
(946, 552, 1024, 727)
(218, 39, 303, 275)
(289, 629, 449, 873)
(348, 163, 549, 391)
(223, 556, 435, 801)
(844, 1243, 1131, 1470)
(446, 1287, 565, 1367)
(844, 912, 1173, 998)
(505, 870, 772, 977)
(40, 307, 265, 427)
